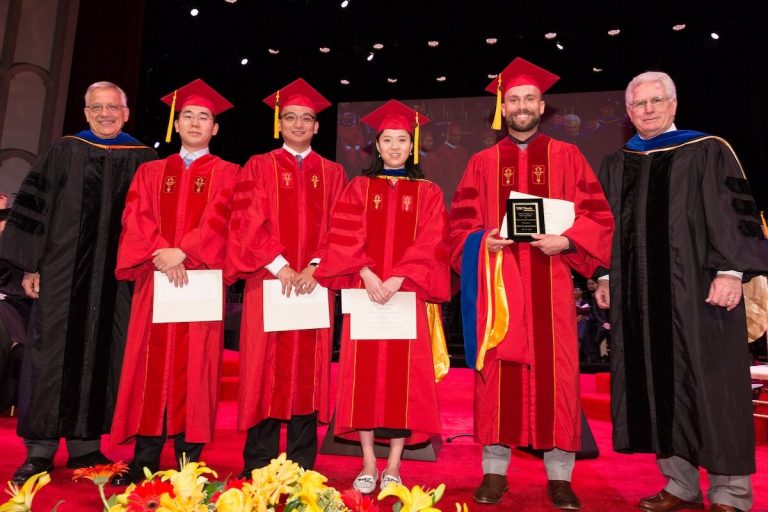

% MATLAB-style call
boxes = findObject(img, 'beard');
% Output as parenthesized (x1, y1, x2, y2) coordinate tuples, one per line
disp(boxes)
(506, 109, 541, 133)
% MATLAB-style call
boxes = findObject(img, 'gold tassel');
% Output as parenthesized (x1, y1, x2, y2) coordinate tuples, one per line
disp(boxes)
(273, 90, 280, 139)
(164, 90, 177, 143)
(491, 74, 503, 130)
(427, 303, 450, 382)
(414, 112, 421, 165)
(761, 210, 768, 239)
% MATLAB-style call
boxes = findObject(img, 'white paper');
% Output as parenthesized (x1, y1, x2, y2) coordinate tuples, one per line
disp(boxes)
(341, 289, 417, 340)
(262, 280, 330, 332)
(152, 270, 223, 323)
(500, 191, 575, 238)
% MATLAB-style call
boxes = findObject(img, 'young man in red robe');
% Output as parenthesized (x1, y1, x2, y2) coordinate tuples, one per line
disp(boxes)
(110, 79, 240, 485)
(226, 79, 347, 475)
(448, 58, 614, 509)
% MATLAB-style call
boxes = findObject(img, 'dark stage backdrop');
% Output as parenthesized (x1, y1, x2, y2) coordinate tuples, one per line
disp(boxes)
(335, 91, 631, 207)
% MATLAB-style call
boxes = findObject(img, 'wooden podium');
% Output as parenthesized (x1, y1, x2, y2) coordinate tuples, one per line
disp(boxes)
(319, 415, 443, 461)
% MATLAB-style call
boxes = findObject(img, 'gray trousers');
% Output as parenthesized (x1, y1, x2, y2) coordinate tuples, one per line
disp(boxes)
(658, 456, 752, 510)
(24, 437, 101, 459)
(482, 444, 575, 481)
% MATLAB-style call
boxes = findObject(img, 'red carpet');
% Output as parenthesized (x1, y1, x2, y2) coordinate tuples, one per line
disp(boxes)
(1, 351, 766, 511)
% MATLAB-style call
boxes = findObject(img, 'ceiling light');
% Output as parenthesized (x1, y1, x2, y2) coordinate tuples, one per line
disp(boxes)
(190, 8, 199, 16)
(319, 47, 330, 53)
(672, 23, 686, 31)
(710, 32, 720, 40)
(372, 43, 384, 50)
(340, 79, 350, 85)
(340, 0, 349, 7)
(556, 42, 564, 50)
(544, 32, 557, 40)
(592, 67, 603, 73)
(240, 58, 248, 65)
(436, 76, 447, 82)
(153, 141, 160, 149)
(225, 0, 237, 3)
(485, 37, 498, 45)
(607, 29, 621, 36)
(427, 40, 439, 47)
(387, 78, 398, 83)
(487, 73, 498, 79)
(366, 52, 374, 61)
(268, 48, 279, 55)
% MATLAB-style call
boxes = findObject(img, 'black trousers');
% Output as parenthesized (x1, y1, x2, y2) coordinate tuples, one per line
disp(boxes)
(132, 413, 204, 469)
(243, 412, 318, 471)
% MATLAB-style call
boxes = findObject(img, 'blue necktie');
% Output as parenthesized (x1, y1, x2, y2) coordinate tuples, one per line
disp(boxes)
(295, 154, 303, 169)
(183, 155, 194, 168)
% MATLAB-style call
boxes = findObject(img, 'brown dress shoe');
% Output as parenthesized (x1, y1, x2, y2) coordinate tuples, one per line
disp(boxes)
(638, 490, 704, 511)
(709, 505, 742, 512)
(473, 473, 508, 504)
(546, 480, 581, 510)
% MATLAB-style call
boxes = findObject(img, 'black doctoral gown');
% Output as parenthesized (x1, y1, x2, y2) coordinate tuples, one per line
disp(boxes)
(598, 132, 768, 475)
(0, 132, 156, 439)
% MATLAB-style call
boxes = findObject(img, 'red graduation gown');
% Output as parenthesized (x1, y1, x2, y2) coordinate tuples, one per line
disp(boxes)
(448, 135, 613, 450)
(315, 176, 451, 444)
(226, 149, 347, 429)
(111, 154, 238, 444)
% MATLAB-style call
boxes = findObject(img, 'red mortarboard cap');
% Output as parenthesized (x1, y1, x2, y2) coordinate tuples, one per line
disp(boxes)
(485, 58, 559, 130)
(360, 99, 431, 133)
(263, 78, 331, 138)
(361, 100, 431, 164)
(161, 79, 233, 142)
(161, 79, 233, 115)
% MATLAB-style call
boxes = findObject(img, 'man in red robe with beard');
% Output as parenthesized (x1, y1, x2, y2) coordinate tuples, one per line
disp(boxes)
(448, 58, 614, 509)
(226, 79, 347, 475)
(110, 80, 240, 485)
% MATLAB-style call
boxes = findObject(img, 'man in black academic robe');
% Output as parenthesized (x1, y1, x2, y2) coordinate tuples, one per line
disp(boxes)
(595, 71, 768, 512)
(0, 81, 156, 484)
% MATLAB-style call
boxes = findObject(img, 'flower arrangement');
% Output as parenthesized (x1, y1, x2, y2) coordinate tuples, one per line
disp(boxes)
(0, 454, 467, 512)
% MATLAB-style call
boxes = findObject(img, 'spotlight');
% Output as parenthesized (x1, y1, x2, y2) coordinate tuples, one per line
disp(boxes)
(487, 73, 498, 79)
(319, 47, 331, 53)
(366, 52, 374, 61)
(387, 78, 398, 83)
(672, 23, 686, 31)
(607, 29, 621, 36)
(427, 40, 439, 47)
(436, 76, 447, 82)
(190, 8, 199, 16)
(544, 32, 557, 39)
(556, 42, 564, 50)
(592, 67, 604, 73)
(153, 141, 160, 149)
(268, 48, 280, 55)
(710, 32, 720, 40)
(485, 37, 498, 45)
(340, 79, 350, 85)
(240, 58, 248, 65)
(341, 0, 349, 7)
(373, 43, 384, 50)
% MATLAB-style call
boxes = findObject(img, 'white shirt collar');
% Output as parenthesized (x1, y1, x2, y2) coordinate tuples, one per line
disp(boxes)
(180, 147, 210, 160)
(282, 144, 312, 159)
(638, 123, 677, 140)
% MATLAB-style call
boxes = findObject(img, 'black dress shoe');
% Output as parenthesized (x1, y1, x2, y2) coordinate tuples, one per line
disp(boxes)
(473, 473, 508, 504)
(12, 457, 54, 485)
(546, 480, 581, 510)
(110, 460, 155, 486)
(66, 450, 113, 469)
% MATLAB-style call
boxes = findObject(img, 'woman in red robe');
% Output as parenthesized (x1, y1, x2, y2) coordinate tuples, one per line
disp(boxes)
(315, 100, 450, 494)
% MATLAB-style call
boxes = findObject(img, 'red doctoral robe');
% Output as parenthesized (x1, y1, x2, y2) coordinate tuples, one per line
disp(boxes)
(111, 154, 238, 444)
(315, 176, 451, 444)
(449, 134, 613, 451)
(226, 149, 346, 430)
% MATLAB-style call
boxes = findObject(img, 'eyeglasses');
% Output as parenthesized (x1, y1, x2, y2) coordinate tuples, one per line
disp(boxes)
(86, 104, 126, 114)
(629, 96, 672, 110)
(280, 113, 317, 124)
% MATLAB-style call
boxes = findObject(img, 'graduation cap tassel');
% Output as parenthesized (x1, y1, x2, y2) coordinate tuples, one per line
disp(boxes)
(491, 75, 503, 131)
(273, 91, 280, 139)
(165, 90, 177, 143)
(414, 113, 421, 165)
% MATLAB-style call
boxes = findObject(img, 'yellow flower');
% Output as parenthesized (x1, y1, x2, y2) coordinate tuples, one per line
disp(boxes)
(378, 483, 446, 512)
(155, 460, 217, 505)
(215, 488, 253, 512)
(291, 470, 330, 512)
(0, 471, 51, 512)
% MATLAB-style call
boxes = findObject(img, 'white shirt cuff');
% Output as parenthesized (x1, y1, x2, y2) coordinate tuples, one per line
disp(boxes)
(265, 255, 289, 276)
(717, 270, 743, 280)
(309, 258, 321, 265)
(597, 275, 609, 281)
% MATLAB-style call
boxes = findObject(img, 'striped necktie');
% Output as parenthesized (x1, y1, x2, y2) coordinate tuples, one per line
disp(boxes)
(295, 154, 303, 169)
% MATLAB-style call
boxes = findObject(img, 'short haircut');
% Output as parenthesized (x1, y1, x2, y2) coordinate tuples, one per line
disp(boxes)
(84, 81, 128, 106)
(625, 71, 677, 106)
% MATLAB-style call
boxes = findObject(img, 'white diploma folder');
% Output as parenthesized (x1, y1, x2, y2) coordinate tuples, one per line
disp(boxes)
(500, 191, 575, 238)
(152, 269, 223, 323)
(262, 280, 330, 332)
(341, 289, 417, 340)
